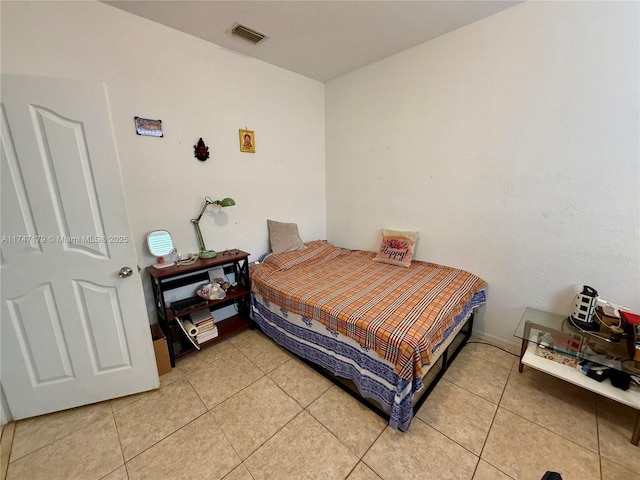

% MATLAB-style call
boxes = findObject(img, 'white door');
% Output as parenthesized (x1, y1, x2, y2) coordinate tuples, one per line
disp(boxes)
(1, 75, 159, 419)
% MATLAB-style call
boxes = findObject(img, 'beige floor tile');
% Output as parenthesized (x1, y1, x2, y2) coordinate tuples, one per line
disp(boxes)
(601, 457, 640, 480)
(245, 411, 358, 480)
(222, 464, 254, 480)
(174, 346, 216, 374)
(472, 460, 514, 480)
(481, 408, 600, 480)
(596, 397, 640, 474)
(100, 465, 128, 480)
(444, 348, 511, 404)
(187, 346, 264, 409)
(210, 376, 302, 460)
(500, 371, 598, 452)
(268, 357, 332, 407)
(307, 386, 386, 458)
(347, 462, 382, 480)
(465, 341, 517, 370)
(109, 361, 185, 412)
(157, 363, 188, 388)
(192, 337, 241, 367)
(171, 337, 240, 375)
(10, 400, 112, 461)
(114, 378, 206, 460)
(110, 390, 154, 413)
(126, 413, 240, 480)
(1, 422, 15, 480)
(7, 414, 123, 480)
(229, 329, 292, 373)
(416, 378, 497, 455)
(363, 418, 478, 480)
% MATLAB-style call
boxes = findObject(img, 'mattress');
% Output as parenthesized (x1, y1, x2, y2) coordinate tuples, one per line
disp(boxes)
(251, 241, 487, 381)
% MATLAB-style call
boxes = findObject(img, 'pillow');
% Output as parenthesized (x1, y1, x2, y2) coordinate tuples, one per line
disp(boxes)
(372, 229, 419, 267)
(263, 240, 341, 271)
(267, 219, 307, 254)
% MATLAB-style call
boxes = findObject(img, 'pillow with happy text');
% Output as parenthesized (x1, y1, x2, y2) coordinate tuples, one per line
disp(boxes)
(372, 229, 419, 267)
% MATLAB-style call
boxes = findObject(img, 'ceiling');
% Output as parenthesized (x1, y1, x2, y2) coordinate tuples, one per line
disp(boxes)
(103, 1, 520, 82)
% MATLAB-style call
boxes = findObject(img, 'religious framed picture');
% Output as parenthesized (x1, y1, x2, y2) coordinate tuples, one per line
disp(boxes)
(239, 129, 255, 153)
(134, 116, 163, 137)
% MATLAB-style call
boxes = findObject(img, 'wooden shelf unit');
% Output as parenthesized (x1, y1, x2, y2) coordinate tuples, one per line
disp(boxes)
(147, 250, 251, 367)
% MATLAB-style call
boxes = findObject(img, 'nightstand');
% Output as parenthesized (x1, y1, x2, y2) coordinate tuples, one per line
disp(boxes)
(147, 250, 251, 367)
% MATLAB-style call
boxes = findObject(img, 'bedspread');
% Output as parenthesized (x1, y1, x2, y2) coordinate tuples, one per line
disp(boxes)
(251, 241, 487, 382)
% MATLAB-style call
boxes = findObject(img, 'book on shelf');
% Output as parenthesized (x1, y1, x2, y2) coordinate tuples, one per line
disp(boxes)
(190, 309, 213, 325)
(192, 317, 214, 326)
(196, 323, 215, 333)
(196, 326, 219, 344)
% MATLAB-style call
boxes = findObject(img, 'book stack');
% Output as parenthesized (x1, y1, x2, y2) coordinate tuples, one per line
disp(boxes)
(189, 309, 219, 345)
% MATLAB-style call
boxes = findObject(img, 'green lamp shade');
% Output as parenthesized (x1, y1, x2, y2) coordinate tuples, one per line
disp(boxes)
(220, 197, 235, 207)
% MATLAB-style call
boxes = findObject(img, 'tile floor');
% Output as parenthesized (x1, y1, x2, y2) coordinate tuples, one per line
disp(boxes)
(1, 329, 639, 480)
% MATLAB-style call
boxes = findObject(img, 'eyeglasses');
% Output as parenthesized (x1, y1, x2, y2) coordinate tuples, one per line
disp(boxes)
(223, 248, 240, 256)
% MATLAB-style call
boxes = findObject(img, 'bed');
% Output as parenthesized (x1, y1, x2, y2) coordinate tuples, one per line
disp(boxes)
(250, 240, 487, 431)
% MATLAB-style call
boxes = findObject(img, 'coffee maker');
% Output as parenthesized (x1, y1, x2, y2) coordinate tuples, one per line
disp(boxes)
(568, 285, 599, 331)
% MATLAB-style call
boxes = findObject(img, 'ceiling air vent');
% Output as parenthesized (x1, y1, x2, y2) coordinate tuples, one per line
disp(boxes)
(230, 23, 268, 45)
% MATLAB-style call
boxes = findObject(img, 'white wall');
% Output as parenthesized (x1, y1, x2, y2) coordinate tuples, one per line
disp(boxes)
(1, 0, 326, 313)
(326, 1, 639, 346)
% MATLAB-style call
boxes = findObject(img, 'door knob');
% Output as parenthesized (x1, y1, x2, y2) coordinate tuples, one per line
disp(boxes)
(118, 266, 133, 278)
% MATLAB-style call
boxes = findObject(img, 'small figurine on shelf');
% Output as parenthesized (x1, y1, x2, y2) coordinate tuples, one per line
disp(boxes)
(196, 282, 226, 301)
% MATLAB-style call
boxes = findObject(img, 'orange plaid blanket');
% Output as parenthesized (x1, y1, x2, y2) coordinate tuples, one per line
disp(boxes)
(251, 241, 487, 381)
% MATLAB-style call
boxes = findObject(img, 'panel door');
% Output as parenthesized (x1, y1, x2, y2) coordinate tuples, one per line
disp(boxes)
(1, 75, 159, 419)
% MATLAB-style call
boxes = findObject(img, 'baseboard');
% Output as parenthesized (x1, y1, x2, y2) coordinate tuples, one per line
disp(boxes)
(470, 330, 520, 356)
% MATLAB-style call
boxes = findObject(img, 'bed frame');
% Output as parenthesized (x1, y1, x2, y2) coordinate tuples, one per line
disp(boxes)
(270, 312, 474, 423)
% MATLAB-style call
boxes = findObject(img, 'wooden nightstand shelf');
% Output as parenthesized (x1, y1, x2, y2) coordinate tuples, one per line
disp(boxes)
(147, 250, 251, 367)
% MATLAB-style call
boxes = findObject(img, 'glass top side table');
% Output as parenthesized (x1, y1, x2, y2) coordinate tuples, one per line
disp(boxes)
(514, 307, 635, 372)
(514, 307, 640, 446)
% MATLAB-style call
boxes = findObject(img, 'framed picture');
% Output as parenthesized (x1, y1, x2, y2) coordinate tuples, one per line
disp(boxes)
(239, 129, 255, 153)
(134, 117, 163, 137)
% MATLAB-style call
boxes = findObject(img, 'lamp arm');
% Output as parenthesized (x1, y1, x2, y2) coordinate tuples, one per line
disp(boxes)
(192, 196, 217, 223)
(191, 218, 207, 255)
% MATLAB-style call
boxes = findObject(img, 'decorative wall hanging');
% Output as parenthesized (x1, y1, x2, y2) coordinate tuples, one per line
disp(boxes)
(134, 117, 163, 137)
(194, 138, 210, 161)
(239, 129, 255, 153)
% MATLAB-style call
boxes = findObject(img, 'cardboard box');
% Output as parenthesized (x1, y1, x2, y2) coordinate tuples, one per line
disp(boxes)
(150, 324, 171, 376)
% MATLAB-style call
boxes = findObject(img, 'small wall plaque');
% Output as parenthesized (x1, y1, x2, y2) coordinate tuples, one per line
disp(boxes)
(239, 129, 255, 153)
(134, 117, 163, 137)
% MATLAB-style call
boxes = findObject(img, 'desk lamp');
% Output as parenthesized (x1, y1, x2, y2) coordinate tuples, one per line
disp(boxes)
(191, 196, 235, 258)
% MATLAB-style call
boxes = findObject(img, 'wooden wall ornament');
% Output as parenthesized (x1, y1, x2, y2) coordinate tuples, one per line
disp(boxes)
(194, 138, 210, 161)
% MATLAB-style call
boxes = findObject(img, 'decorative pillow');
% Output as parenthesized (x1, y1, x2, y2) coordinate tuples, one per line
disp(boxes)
(267, 219, 307, 254)
(372, 229, 419, 267)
